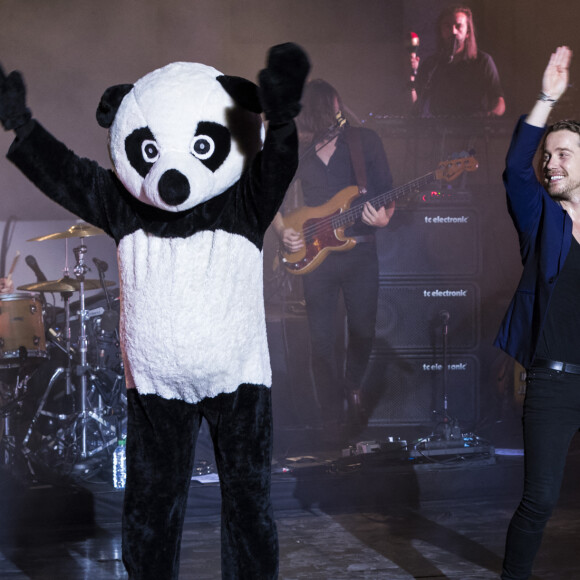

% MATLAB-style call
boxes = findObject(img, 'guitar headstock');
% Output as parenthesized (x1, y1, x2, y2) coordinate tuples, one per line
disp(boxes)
(435, 155, 479, 182)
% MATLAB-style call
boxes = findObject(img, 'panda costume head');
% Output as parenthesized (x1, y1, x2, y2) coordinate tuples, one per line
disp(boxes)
(96, 62, 264, 213)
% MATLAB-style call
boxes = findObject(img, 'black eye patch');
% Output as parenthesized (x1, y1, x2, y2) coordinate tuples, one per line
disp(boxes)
(124, 122, 231, 177)
(193, 122, 231, 172)
(125, 127, 157, 178)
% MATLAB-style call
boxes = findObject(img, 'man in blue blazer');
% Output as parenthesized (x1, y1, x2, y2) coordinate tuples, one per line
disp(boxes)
(495, 46, 578, 580)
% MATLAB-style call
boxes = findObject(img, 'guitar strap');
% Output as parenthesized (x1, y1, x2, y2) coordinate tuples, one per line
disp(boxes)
(345, 127, 367, 195)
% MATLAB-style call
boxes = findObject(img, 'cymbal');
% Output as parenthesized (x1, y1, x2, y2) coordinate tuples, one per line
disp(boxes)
(18, 277, 115, 293)
(28, 223, 106, 242)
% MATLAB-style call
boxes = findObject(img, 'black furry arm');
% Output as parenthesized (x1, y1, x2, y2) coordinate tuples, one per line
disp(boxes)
(6, 120, 129, 241)
(235, 42, 308, 237)
(0, 65, 32, 131)
(258, 43, 310, 124)
(232, 119, 298, 249)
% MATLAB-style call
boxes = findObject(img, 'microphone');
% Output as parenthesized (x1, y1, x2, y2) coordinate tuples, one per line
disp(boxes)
(323, 111, 347, 137)
(93, 257, 109, 273)
(318, 111, 347, 146)
(440, 310, 450, 324)
(408, 32, 420, 77)
(25, 254, 47, 282)
(448, 37, 460, 63)
(335, 110, 347, 129)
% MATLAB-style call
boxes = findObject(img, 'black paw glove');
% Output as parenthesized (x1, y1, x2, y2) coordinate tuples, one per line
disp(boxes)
(0, 63, 32, 131)
(258, 42, 310, 124)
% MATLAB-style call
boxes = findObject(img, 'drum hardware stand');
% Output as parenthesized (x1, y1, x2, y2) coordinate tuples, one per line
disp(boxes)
(1, 400, 18, 467)
(69, 241, 120, 464)
(73, 241, 91, 459)
(2, 222, 126, 481)
(1, 371, 33, 467)
(21, 366, 68, 452)
(23, 240, 96, 462)
(19, 365, 123, 478)
(59, 289, 75, 397)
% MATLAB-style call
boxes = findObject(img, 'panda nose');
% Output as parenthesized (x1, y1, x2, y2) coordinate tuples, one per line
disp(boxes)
(158, 169, 190, 206)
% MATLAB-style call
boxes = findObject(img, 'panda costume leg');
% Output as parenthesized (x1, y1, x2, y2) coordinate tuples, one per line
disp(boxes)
(122, 390, 202, 579)
(205, 384, 278, 579)
(122, 385, 277, 579)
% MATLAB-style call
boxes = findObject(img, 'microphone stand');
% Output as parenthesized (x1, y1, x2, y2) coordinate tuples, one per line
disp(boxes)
(94, 260, 120, 342)
(440, 311, 456, 440)
(432, 311, 461, 441)
(94, 262, 112, 309)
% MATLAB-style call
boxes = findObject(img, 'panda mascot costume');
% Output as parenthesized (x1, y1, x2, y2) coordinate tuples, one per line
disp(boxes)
(0, 43, 309, 579)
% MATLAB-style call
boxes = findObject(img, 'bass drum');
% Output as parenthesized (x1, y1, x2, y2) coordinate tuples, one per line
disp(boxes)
(0, 292, 48, 371)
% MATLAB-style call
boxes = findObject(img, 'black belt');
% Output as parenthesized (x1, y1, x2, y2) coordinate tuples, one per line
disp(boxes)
(531, 358, 580, 375)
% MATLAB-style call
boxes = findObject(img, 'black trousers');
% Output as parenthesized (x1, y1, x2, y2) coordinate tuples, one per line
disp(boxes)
(501, 367, 580, 579)
(302, 243, 379, 425)
(122, 385, 278, 580)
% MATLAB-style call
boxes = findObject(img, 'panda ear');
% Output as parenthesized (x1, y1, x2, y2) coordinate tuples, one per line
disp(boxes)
(217, 75, 262, 114)
(96, 84, 134, 128)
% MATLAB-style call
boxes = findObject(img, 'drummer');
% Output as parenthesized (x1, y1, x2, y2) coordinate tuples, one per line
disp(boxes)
(0, 277, 14, 294)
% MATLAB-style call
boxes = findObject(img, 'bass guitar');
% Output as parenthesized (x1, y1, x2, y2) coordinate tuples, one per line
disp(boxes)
(280, 155, 478, 275)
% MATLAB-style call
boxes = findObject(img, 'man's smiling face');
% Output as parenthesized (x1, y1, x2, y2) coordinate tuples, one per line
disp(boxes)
(543, 129, 580, 202)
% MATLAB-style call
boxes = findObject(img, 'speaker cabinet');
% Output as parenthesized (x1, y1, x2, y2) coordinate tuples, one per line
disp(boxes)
(365, 353, 479, 427)
(375, 282, 480, 351)
(376, 206, 481, 278)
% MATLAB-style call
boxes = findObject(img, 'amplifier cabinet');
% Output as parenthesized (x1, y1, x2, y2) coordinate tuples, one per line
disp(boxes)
(376, 206, 481, 279)
(365, 352, 480, 427)
(375, 282, 480, 351)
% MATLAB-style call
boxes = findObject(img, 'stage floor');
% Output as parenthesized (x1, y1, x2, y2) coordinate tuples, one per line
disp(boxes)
(1, 422, 579, 579)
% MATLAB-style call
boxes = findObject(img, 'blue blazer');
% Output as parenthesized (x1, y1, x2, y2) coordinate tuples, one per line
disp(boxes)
(494, 116, 573, 368)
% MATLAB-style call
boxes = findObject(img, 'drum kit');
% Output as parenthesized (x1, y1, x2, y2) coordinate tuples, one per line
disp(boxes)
(0, 223, 126, 483)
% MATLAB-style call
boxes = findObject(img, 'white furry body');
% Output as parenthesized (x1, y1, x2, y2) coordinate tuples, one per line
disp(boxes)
(118, 228, 270, 403)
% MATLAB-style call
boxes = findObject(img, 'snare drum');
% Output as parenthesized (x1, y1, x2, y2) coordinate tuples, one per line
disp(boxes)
(0, 292, 48, 368)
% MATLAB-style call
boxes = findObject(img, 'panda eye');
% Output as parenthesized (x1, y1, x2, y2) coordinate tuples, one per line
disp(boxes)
(125, 127, 157, 178)
(192, 121, 231, 172)
(190, 135, 215, 160)
(142, 140, 160, 163)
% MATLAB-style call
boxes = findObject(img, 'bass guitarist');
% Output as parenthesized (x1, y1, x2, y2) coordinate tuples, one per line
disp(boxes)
(272, 79, 394, 447)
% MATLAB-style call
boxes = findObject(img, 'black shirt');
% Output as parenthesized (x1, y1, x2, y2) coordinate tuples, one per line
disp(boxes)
(536, 236, 580, 364)
(296, 126, 393, 236)
(414, 50, 504, 117)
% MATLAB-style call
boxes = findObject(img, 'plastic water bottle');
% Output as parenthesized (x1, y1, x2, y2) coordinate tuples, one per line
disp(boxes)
(113, 439, 127, 489)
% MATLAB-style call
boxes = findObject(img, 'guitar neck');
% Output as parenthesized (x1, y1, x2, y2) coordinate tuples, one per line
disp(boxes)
(333, 171, 437, 227)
